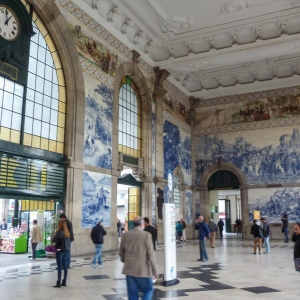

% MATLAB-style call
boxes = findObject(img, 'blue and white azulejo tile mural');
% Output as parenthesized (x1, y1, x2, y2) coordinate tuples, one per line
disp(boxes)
(81, 170, 111, 228)
(83, 75, 113, 169)
(248, 187, 300, 223)
(152, 112, 156, 178)
(195, 126, 300, 185)
(163, 120, 192, 186)
(152, 183, 156, 225)
(185, 190, 192, 224)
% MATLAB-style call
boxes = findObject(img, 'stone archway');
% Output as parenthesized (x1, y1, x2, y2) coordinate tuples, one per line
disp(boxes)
(198, 160, 250, 237)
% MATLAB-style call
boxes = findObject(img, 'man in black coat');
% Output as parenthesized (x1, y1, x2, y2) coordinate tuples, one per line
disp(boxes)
(60, 214, 74, 268)
(250, 219, 262, 254)
(143, 217, 157, 250)
(217, 219, 224, 238)
(91, 221, 107, 268)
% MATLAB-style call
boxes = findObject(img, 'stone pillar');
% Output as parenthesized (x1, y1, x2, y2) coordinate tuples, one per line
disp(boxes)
(240, 184, 249, 238)
(153, 67, 169, 244)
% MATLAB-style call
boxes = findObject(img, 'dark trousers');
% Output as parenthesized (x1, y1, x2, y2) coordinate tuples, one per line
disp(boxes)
(67, 241, 73, 267)
(56, 251, 68, 282)
(32, 243, 38, 259)
(218, 226, 223, 237)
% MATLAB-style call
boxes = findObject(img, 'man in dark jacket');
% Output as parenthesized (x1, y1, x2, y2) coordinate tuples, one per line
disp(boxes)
(194, 216, 210, 262)
(91, 221, 107, 268)
(250, 220, 262, 254)
(143, 217, 157, 250)
(281, 214, 289, 243)
(261, 217, 271, 253)
(60, 214, 74, 268)
(218, 219, 224, 238)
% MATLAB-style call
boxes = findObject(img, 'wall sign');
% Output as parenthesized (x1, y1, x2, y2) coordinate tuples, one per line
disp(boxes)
(0, 151, 65, 197)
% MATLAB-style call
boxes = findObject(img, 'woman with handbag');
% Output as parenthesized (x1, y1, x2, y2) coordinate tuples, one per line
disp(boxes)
(292, 222, 300, 272)
(52, 219, 71, 287)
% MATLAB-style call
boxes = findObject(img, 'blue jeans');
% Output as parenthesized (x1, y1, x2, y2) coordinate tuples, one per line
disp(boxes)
(67, 241, 72, 268)
(284, 228, 289, 242)
(126, 275, 153, 300)
(199, 239, 208, 260)
(56, 251, 68, 282)
(92, 244, 103, 265)
(264, 236, 270, 253)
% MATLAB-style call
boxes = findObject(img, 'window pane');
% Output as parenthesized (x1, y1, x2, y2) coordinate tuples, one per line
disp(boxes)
(4, 79, 14, 92)
(38, 33, 47, 49)
(52, 69, 58, 84)
(14, 84, 24, 97)
(52, 85, 59, 99)
(11, 113, 21, 131)
(27, 73, 36, 90)
(24, 117, 33, 134)
(0, 90, 3, 107)
(42, 106, 50, 122)
(49, 124, 57, 140)
(37, 61, 45, 77)
(30, 42, 38, 58)
(36, 77, 44, 93)
(27, 88, 34, 101)
(13, 96, 23, 114)
(38, 46, 46, 63)
(34, 103, 42, 120)
(44, 80, 52, 96)
(3, 92, 13, 110)
(1, 109, 11, 127)
(50, 109, 58, 125)
(35, 92, 43, 104)
(45, 65, 52, 81)
(41, 122, 49, 138)
(25, 100, 34, 117)
(29, 57, 37, 74)
(33, 119, 41, 135)
(46, 51, 53, 67)
(51, 98, 58, 110)
(0, 77, 4, 89)
(43, 95, 51, 107)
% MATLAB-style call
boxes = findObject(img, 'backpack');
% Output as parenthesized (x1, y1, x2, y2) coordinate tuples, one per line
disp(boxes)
(57, 236, 71, 252)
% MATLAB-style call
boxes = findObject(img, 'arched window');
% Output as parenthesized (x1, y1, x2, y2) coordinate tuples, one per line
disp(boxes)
(0, 1, 66, 154)
(118, 77, 141, 158)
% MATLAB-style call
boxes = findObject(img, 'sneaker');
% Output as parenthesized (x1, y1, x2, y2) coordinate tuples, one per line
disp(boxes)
(202, 259, 208, 262)
(98, 264, 102, 267)
(253, 252, 256, 254)
(197, 259, 203, 261)
(91, 264, 97, 268)
(284, 241, 289, 243)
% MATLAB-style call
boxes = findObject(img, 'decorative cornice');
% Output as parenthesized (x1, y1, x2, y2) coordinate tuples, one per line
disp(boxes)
(163, 110, 191, 133)
(164, 80, 190, 108)
(194, 116, 300, 135)
(196, 85, 300, 108)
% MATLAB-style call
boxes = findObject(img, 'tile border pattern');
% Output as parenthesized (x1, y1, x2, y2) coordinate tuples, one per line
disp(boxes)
(194, 116, 300, 135)
(164, 80, 190, 108)
(196, 85, 300, 108)
(164, 110, 191, 133)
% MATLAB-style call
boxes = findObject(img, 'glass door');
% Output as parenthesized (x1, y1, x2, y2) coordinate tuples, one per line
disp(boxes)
(225, 200, 231, 233)
(20, 211, 30, 252)
(128, 187, 140, 230)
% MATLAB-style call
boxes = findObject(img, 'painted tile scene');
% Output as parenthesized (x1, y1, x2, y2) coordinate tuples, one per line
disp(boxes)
(82, 171, 112, 228)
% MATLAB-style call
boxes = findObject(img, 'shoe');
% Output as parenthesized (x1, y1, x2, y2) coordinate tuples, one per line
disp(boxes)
(197, 259, 202, 261)
(61, 279, 66, 287)
(53, 281, 61, 288)
(91, 264, 97, 268)
(202, 259, 208, 262)
(211, 247, 215, 248)
(29, 258, 35, 260)
(259, 252, 261, 254)
(98, 264, 102, 267)
(264, 252, 270, 254)
(253, 252, 256, 254)
(284, 241, 289, 243)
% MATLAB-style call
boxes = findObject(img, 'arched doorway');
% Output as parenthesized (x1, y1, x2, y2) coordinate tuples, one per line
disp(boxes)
(198, 160, 248, 236)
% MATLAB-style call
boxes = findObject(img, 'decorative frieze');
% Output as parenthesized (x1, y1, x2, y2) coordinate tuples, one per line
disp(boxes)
(163, 80, 190, 108)
(163, 110, 191, 133)
(194, 116, 300, 135)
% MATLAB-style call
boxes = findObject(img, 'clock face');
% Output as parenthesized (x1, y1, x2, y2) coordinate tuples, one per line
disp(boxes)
(0, 6, 19, 41)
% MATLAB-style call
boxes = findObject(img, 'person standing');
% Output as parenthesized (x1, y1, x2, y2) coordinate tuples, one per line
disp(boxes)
(52, 220, 71, 288)
(235, 219, 242, 235)
(143, 217, 157, 250)
(176, 221, 183, 244)
(30, 220, 42, 260)
(117, 217, 122, 244)
(60, 214, 74, 268)
(292, 222, 300, 272)
(0, 219, 7, 231)
(181, 218, 187, 241)
(208, 219, 218, 248)
(261, 217, 271, 253)
(281, 214, 289, 243)
(218, 219, 224, 238)
(250, 220, 262, 254)
(119, 216, 159, 300)
(91, 221, 107, 268)
(195, 216, 210, 262)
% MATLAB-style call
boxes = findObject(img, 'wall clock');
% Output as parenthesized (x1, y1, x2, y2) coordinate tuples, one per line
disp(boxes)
(0, 6, 19, 41)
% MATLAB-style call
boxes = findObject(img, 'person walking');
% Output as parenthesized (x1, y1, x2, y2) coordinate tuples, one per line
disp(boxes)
(218, 219, 224, 238)
(250, 220, 262, 254)
(91, 221, 107, 268)
(119, 216, 159, 300)
(0, 219, 7, 231)
(176, 221, 183, 244)
(143, 217, 157, 250)
(117, 217, 122, 244)
(60, 214, 74, 268)
(29, 220, 42, 260)
(292, 222, 300, 272)
(208, 219, 218, 248)
(195, 216, 210, 262)
(181, 218, 187, 241)
(52, 219, 71, 287)
(281, 214, 289, 243)
(261, 217, 271, 254)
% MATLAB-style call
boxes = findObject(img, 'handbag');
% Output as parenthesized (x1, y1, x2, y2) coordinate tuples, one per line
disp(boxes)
(293, 258, 300, 271)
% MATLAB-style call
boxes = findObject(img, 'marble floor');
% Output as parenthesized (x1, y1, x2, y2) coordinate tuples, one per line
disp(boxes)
(0, 237, 299, 300)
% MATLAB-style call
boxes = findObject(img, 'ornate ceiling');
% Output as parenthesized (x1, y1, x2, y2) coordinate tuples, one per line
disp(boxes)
(78, 0, 300, 99)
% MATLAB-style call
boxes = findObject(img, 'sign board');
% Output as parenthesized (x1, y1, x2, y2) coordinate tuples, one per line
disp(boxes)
(0, 152, 65, 197)
(163, 203, 178, 286)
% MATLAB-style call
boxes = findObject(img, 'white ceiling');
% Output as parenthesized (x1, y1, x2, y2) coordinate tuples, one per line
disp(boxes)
(79, 0, 300, 99)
